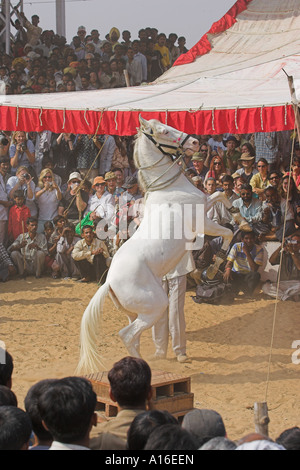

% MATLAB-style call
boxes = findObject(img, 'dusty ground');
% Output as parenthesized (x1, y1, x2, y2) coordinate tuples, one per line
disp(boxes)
(0, 276, 299, 442)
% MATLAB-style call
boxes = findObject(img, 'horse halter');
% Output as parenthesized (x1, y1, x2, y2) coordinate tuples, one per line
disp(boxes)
(142, 128, 191, 156)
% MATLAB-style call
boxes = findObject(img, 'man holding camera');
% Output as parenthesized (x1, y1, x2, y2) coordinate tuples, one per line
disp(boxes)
(269, 232, 300, 281)
(6, 166, 37, 218)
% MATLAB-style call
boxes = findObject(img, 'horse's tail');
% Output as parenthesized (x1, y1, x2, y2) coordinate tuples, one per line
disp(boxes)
(76, 281, 110, 375)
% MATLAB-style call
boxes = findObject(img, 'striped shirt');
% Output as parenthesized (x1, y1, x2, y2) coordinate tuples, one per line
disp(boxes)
(227, 242, 264, 274)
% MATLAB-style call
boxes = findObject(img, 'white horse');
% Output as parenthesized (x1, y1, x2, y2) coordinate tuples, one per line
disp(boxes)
(77, 118, 250, 373)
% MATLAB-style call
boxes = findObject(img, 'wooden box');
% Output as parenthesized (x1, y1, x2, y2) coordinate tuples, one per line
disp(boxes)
(85, 369, 194, 422)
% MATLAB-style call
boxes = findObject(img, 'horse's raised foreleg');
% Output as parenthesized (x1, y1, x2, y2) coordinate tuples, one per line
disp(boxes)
(206, 192, 251, 232)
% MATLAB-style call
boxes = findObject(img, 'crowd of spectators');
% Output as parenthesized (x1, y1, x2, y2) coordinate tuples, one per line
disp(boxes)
(0, 351, 299, 450)
(0, 10, 189, 94)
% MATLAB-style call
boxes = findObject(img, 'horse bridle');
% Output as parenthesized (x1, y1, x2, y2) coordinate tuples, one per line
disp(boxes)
(142, 128, 191, 156)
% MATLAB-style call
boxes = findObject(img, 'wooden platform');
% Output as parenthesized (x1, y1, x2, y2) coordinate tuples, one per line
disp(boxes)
(85, 370, 194, 422)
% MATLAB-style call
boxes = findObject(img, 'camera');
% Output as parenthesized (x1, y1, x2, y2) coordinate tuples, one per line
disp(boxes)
(285, 239, 297, 245)
(21, 143, 27, 151)
(23, 173, 31, 180)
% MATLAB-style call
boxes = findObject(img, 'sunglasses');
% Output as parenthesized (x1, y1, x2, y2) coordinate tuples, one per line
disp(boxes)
(95, 183, 106, 187)
(213, 161, 221, 165)
(270, 176, 279, 179)
(43, 176, 52, 179)
(257, 165, 267, 168)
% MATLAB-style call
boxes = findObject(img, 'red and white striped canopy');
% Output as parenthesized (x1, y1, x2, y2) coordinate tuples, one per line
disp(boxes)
(1, 0, 300, 135)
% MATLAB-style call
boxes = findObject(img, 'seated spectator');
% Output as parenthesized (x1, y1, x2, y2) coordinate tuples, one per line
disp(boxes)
(0, 348, 13, 388)
(182, 408, 227, 449)
(0, 406, 32, 450)
(260, 186, 295, 241)
(292, 156, 300, 190)
(71, 225, 110, 283)
(232, 184, 267, 238)
(7, 189, 31, 243)
(269, 232, 300, 282)
(191, 153, 208, 182)
(90, 356, 153, 450)
(276, 426, 300, 450)
(223, 230, 263, 297)
(119, 176, 142, 206)
(279, 174, 300, 228)
(199, 436, 237, 450)
(8, 216, 47, 278)
(35, 168, 62, 233)
(208, 175, 239, 230)
(6, 165, 37, 218)
(205, 154, 228, 189)
(38, 376, 97, 450)
(58, 172, 89, 226)
(144, 423, 198, 450)
(24, 379, 57, 450)
(204, 177, 217, 196)
(250, 158, 270, 198)
(0, 385, 18, 406)
(53, 224, 80, 279)
(127, 410, 178, 450)
(0, 242, 17, 281)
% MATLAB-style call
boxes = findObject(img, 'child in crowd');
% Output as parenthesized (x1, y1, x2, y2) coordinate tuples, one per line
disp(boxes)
(7, 189, 31, 243)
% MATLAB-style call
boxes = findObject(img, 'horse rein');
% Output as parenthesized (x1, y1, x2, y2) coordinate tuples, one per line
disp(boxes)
(142, 129, 191, 156)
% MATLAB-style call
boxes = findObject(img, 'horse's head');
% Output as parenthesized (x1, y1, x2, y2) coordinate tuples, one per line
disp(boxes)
(138, 117, 199, 155)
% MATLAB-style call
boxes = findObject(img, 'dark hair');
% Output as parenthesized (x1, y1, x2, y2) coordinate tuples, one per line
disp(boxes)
(24, 379, 57, 442)
(38, 376, 97, 443)
(13, 189, 25, 200)
(241, 142, 255, 157)
(257, 158, 268, 167)
(0, 385, 18, 407)
(127, 410, 178, 450)
(241, 230, 255, 240)
(108, 356, 151, 407)
(0, 348, 13, 387)
(0, 406, 32, 450)
(26, 216, 38, 225)
(53, 215, 66, 225)
(43, 221, 54, 230)
(144, 423, 198, 450)
(240, 183, 253, 192)
(221, 174, 234, 184)
(276, 427, 300, 450)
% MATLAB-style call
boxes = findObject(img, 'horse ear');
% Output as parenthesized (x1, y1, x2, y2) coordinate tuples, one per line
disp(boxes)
(139, 116, 151, 132)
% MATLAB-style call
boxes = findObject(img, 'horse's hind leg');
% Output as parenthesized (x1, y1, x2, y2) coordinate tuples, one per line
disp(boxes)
(118, 286, 169, 358)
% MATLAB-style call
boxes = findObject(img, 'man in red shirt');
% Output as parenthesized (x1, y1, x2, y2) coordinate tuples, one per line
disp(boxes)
(7, 189, 31, 243)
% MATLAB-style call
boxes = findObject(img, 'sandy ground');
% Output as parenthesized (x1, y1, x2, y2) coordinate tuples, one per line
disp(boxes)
(0, 276, 299, 442)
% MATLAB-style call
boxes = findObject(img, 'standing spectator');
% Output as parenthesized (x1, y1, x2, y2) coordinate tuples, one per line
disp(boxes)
(146, 39, 163, 81)
(254, 131, 279, 171)
(35, 168, 62, 233)
(9, 131, 36, 178)
(154, 33, 170, 71)
(6, 166, 37, 218)
(18, 12, 42, 46)
(52, 133, 77, 185)
(58, 172, 89, 226)
(74, 134, 100, 182)
(132, 40, 147, 82)
(94, 135, 116, 176)
(126, 47, 143, 86)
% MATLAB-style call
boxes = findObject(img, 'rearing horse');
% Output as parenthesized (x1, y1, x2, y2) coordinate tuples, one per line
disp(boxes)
(77, 118, 249, 373)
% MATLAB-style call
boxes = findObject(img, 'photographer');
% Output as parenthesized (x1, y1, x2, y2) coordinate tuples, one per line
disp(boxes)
(6, 166, 37, 218)
(263, 232, 300, 301)
(9, 131, 35, 178)
(35, 168, 62, 233)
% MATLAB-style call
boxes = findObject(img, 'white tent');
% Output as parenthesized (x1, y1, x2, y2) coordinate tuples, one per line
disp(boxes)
(0, 0, 300, 135)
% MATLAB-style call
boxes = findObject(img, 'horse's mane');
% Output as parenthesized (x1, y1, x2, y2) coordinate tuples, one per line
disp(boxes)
(133, 131, 148, 193)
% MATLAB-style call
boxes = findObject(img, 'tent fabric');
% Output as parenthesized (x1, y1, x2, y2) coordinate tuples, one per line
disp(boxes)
(0, 0, 299, 135)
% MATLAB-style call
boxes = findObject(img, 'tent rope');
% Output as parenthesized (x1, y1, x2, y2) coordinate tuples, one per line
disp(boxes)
(264, 110, 297, 403)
